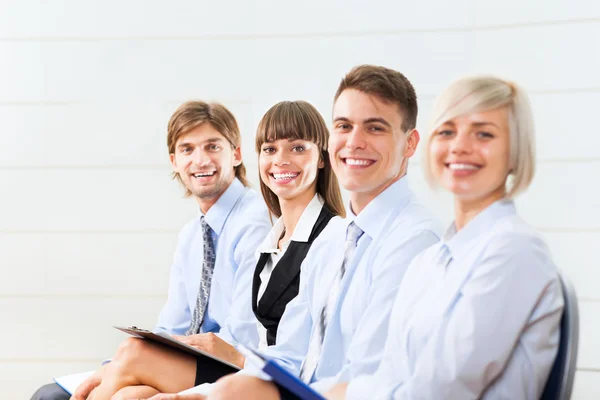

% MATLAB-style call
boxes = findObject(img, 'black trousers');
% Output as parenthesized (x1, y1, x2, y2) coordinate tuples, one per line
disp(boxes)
(30, 383, 70, 400)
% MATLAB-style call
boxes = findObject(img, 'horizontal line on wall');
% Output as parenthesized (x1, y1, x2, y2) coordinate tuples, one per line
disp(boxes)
(0, 229, 180, 234)
(2, 88, 598, 108)
(0, 357, 102, 364)
(0, 99, 250, 107)
(0, 293, 165, 299)
(577, 367, 600, 373)
(0, 17, 598, 42)
(1, 157, 599, 171)
(538, 228, 600, 233)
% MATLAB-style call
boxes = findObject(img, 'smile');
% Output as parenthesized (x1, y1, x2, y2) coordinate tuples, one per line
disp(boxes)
(445, 163, 481, 171)
(271, 172, 300, 182)
(191, 171, 216, 178)
(343, 158, 375, 167)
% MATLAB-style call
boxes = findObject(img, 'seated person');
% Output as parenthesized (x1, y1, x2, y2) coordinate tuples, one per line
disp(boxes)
(70, 100, 346, 399)
(30, 101, 271, 400)
(201, 76, 565, 400)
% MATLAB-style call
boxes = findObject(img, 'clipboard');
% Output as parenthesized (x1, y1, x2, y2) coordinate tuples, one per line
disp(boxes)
(238, 345, 326, 400)
(114, 325, 241, 371)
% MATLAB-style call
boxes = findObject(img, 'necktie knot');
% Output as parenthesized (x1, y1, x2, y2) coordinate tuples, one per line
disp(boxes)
(346, 222, 364, 245)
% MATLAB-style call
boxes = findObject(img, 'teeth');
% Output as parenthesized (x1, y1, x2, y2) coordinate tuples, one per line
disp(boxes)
(193, 172, 215, 177)
(345, 158, 372, 166)
(448, 163, 479, 171)
(273, 173, 299, 180)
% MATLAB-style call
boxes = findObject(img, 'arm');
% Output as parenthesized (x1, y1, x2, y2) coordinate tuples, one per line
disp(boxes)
(154, 227, 193, 335)
(215, 213, 271, 348)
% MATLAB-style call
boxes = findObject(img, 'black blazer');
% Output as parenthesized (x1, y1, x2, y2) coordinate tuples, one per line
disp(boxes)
(252, 206, 335, 346)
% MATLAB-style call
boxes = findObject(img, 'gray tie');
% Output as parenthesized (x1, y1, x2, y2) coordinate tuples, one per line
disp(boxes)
(299, 222, 364, 382)
(186, 216, 216, 335)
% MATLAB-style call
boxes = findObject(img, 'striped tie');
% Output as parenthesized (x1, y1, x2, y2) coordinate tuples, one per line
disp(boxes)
(299, 222, 364, 382)
(186, 216, 216, 335)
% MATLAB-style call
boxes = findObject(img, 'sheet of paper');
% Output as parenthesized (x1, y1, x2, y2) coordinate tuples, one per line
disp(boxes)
(54, 370, 95, 395)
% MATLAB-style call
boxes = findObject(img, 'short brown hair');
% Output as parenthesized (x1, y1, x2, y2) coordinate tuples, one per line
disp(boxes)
(334, 65, 418, 132)
(167, 101, 249, 196)
(255, 101, 346, 219)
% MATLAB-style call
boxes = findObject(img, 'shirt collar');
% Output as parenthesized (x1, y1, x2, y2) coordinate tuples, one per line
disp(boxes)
(443, 199, 516, 260)
(199, 178, 245, 236)
(257, 193, 325, 253)
(351, 177, 413, 240)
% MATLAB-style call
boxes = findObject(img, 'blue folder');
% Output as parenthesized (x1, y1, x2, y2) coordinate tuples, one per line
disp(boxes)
(239, 345, 326, 400)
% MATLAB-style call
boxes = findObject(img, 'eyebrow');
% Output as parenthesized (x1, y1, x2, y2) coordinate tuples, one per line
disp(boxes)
(333, 116, 392, 128)
(440, 121, 500, 128)
(177, 137, 225, 148)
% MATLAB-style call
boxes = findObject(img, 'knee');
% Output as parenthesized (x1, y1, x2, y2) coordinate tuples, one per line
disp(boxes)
(30, 383, 70, 400)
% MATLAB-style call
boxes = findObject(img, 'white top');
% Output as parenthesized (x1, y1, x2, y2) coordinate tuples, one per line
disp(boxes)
(255, 193, 325, 350)
(347, 199, 564, 399)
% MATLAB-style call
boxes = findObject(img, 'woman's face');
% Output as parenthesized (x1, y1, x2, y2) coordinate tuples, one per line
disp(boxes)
(259, 138, 324, 202)
(429, 107, 511, 204)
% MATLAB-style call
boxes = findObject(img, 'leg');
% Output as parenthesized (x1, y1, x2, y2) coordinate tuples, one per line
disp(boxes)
(84, 338, 197, 400)
(111, 385, 160, 400)
(208, 374, 281, 400)
(30, 383, 70, 400)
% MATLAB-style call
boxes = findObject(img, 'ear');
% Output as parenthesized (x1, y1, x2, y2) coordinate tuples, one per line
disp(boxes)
(169, 153, 178, 171)
(403, 129, 420, 158)
(318, 155, 325, 169)
(233, 146, 243, 167)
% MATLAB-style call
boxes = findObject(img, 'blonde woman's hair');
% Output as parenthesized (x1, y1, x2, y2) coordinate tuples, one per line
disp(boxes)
(424, 76, 536, 198)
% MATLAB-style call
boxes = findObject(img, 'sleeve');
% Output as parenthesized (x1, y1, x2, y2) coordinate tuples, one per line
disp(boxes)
(379, 234, 563, 400)
(322, 231, 440, 394)
(154, 228, 192, 335)
(216, 211, 271, 347)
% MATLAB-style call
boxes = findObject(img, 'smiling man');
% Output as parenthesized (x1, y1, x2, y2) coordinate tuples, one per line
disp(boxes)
(155, 65, 442, 400)
(30, 101, 271, 400)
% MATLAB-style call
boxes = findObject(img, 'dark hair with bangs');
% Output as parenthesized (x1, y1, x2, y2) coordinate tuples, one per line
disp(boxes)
(255, 100, 345, 219)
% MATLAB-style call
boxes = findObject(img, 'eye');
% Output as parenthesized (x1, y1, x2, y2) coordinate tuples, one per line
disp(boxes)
(437, 130, 454, 137)
(368, 125, 385, 133)
(261, 146, 275, 154)
(181, 146, 193, 154)
(208, 144, 221, 151)
(291, 145, 305, 152)
(476, 131, 494, 139)
(335, 123, 352, 131)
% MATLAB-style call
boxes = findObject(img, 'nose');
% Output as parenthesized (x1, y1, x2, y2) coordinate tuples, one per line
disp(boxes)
(450, 131, 473, 155)
(273, 151, 291, 166)
(345, 126, 367, 150)
(192, 149, 211, 166)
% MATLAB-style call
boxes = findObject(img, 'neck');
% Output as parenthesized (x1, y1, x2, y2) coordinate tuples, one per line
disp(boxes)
(454, 188, 506, 231)
(278, 189, 316, 247)
(349, 172, 405, 215)
(196, 178, 234, 214)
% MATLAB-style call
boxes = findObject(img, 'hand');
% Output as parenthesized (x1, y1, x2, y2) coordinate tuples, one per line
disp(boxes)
(70, 369, 104, 400)
(146, 394, 206, 400)
(172, 333, 245, 368)
(324, 382, 349, 400)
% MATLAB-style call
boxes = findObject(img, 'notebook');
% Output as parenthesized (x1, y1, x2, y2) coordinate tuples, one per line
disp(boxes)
(54, 370, 95, 395)
(238, 345, 326, 400)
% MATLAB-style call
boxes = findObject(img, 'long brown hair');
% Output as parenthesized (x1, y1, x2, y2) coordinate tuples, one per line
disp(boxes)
(255, 101, 345, 218)
(167, 101, 249, 196)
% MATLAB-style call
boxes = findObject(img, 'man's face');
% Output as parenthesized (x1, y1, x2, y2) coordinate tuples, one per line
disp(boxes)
(170, 123, 241, 203)
(330, 89, 418, 208)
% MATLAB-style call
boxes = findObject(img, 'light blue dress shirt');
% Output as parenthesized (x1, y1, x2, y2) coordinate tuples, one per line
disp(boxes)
(252, 177, 441, 392)
(347, 199, 564, 400)
(154, 178, 271, 348)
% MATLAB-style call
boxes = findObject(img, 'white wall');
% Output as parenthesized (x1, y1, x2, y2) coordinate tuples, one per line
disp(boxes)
(1, 0, 598, 398)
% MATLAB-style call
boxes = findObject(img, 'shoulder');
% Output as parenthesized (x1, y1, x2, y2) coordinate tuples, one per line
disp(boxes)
(388, 199, 443, 244)
(479, 215, 557, 279)
(229, 187, 270, 227)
